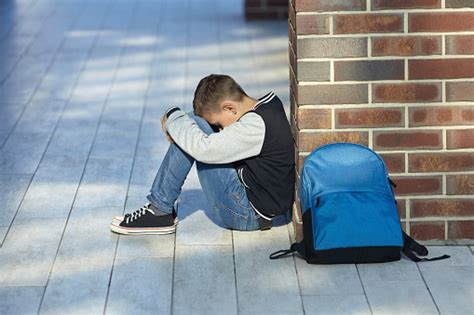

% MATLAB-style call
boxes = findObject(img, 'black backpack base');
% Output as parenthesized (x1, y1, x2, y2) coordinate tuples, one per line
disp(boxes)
(270, 231, 450, 264)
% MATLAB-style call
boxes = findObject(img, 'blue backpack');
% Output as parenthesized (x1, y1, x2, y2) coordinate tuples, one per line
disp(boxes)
(270, 143, 449, 264)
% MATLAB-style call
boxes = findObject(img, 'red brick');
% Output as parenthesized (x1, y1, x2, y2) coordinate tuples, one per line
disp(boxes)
(335, 14, 403, 34)
(380, 153, 405, 173)
(334, 60, 404, 81)
(290, 90, 297, 121)
(297, 37, 367, 58)
(410, 221, 445, 241)
(409, 12, 474, 32)
(448, 221, 474, 240)
(414, 198, 474, 218)
(409, 59, 474, 80)
(335, 108, 404, 128)
(289, 0, 296, 29)
(372, 0, 441, 9)
(447, 175, 474, 195)
(289, 20, 297, 54)
(446, 82, 474, 102)
(298, 131, 369, 152)
(374, 130, 442, 150)
(409, 105, 474, 127)
(391, 176, 442, 196)
(373, 83, 441, 103)
(446, 35, 474, 55)
(297, 61, 330, 82)
(290, 110, 298, 143)
(409, 152, 474, 172)
(401, 221, 407, 232)
(296, 153, 306, 173)
(290, 66, 298, 100)
(293, 193, 304, 242)
(298, 84, 368, 105)
(289, 42, 297, 78)
(447, 129, 474, 149)
(446, 0, 474, 8)
(295, 0, 366, 12)
(296, 14, 330, 35)
(372, 36, 441, 56)
(397, 199, 406, 219)
(297, 108, 332, 129)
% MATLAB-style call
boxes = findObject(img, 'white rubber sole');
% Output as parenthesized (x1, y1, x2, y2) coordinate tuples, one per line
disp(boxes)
(109, 219, 178, 235)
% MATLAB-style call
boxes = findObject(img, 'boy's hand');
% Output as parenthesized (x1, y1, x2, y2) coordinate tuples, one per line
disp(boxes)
(161, 113, 174, 144)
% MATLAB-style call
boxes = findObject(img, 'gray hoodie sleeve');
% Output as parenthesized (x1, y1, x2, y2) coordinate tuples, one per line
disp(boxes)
(165, 109, 265, 164)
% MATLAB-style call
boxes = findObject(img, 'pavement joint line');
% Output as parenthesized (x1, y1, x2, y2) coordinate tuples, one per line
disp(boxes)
(0, 1, 64, 151)
(415, 262, 442, 315)
(0, 0, 87, 246)
(34, 0, 122, 312)
(102, 0, 167, 313)
(355, 264, 374, 315)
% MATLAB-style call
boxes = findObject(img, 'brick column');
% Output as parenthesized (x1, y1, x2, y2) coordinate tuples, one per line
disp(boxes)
(289, 0, 474, 244)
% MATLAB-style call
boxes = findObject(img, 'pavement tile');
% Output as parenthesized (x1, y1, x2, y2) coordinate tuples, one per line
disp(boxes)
(0, 226, 7, 244)
(0, 217, 66, 286)
(302, 295, 371, 315)
(16, 99, 65, 133)
(32, 54, 88, 101)
(233, 227, 303, 314)
(89, 128, 140, 160)
(296, 260, 364, 296)
(363, 279, 438, 315)
(0, 286, 44, 314)
(175, 188, 233, 245)
(419, 265, 474, 315)
(105, 257, 173, 315)
(0, 131, 51, 174)
(40, 206, 121, 314)
(421, 246, 473, 267)
(357, 259, 423, 282)
(0, 102, 28, 145)
(14, 168, 83, 222)
(40, 269, 111, 315)
(173, 245, 237, 315)
(0, 174, 32, 226)
(73, 157, 133, 208)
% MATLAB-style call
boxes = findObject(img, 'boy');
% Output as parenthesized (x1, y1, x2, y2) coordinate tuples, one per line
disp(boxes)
(110, 74, 295, 234)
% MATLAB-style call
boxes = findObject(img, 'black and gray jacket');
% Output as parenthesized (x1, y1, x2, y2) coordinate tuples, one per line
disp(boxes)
(165, 92, 295, 219)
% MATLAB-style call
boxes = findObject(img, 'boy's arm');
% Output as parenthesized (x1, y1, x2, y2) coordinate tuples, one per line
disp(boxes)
(165, 108, 265, 164)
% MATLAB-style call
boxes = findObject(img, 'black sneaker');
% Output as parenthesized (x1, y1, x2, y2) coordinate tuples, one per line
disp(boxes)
(110, 203, 178, 235)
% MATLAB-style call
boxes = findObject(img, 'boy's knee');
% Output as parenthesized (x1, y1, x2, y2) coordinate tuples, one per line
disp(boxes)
(189, 112, 213, 135)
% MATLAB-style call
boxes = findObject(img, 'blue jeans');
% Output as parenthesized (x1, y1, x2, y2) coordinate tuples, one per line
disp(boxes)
(146, 113, 261, 231)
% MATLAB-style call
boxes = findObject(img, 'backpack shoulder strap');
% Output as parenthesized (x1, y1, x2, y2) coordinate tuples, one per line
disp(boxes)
(269, 242, 306, 260)
(402, 231, 450, 262)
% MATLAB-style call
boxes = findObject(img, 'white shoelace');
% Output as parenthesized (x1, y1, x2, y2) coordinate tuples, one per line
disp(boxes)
(124, 204, 154, 224)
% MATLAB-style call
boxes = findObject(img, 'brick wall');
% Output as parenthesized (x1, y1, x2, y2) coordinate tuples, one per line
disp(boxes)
(245, 0, 288, 20)
(289, 0, 474, 244)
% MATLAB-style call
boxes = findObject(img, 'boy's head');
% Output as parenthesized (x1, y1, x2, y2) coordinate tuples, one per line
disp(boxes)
(193, 74, 251, 129)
